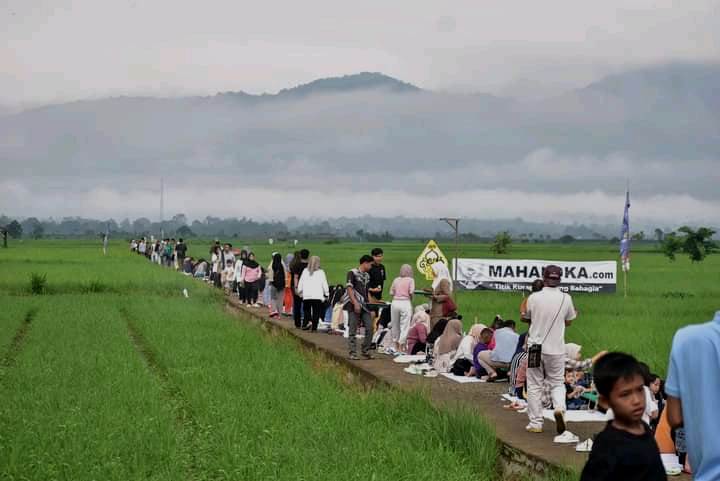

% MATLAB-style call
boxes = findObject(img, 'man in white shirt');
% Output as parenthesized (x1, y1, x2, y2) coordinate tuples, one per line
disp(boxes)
(525, 265, 577, 439)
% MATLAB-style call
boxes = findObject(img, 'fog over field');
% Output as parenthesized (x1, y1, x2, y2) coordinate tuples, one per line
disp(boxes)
(1, 1, 719, 225)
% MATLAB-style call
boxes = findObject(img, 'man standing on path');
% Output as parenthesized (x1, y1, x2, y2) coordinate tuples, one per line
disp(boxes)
(368, 248, 386, 302)
(175, 238, 188, 269)
(344, 255, 374, 360)
(666, 310, 720, 481)
(525, 265, 578, 440)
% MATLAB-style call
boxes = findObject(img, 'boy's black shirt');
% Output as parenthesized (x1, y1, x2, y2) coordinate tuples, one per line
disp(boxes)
(368, 263, 386, 298)
(580, 421, 666, 481)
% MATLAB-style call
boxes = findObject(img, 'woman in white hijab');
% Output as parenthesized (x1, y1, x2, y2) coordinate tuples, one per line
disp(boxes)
(428, 262, 453, 329)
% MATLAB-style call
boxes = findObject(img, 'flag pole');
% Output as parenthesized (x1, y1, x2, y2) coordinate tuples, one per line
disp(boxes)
(624, 267, 628, 298)
(626, 179, 628, 299)
(621, 179, 630, 299)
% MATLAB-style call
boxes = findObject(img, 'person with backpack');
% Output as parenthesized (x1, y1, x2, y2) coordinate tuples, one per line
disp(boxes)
(267, 252, 286, 317)
(175, 238, 187, 269)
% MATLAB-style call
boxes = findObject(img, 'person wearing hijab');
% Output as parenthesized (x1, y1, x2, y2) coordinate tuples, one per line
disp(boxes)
(450, 323, 486, 375)
(406, 304, 431, 355)
(242, 252, 262, 307)
(388, 264, 415, 353)
(433, 318, 463, 373)
(297, 256, 329, 331)
(267, 252, 286, 317)
(283, 253, 295, 315)
(429, 262, 453, 329)
(234, 250, 248, 303)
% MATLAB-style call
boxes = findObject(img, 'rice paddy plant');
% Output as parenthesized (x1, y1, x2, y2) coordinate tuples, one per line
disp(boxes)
(123, 296, 499, 481)
(0, 296, 184, 481)
(29, 272, 47, 294)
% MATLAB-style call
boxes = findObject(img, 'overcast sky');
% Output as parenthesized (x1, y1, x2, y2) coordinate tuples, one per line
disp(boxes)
(1, 1, 719, 227)
(2, 0, 719, 105)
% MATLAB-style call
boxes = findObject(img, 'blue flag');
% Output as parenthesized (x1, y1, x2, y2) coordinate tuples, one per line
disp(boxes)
(620, 190, 630, 262)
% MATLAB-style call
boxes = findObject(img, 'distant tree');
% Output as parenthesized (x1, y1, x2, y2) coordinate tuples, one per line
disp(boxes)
(654, 228, 664, 242)
(631, 231, 645, 241)
(609, 236, 620, 244)
(32, 224, 44, 239)
(6, 220, 22, 239)
(662, 226, 717, 263)
(559, 235, 575, 244)
(171, 213, 188, 226)
(176, 225, 194, 237)
(21, 217, 41, 237)
(491, 231, 512, 255)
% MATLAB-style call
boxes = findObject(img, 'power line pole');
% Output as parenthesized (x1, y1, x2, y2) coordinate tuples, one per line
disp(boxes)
(439, 217, 460, 287)
(160, 177, 164, 239)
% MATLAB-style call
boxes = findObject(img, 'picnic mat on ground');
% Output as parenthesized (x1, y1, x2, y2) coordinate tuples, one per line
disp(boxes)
(393, 354, 427, 364)
(440, 372, 486, 383)
(542, 409, 606, 423)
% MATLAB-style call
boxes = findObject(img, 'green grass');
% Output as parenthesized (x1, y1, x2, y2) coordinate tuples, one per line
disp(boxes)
(0, 296, 183, 480)
(0, 240, 500, 481)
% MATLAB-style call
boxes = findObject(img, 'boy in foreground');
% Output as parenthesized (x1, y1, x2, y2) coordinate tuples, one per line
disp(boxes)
(580, 352, 666, 481)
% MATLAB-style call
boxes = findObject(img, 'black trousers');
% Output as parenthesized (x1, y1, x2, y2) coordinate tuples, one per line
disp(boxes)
(302, 299, 323, 330)
(293, 294, 303, 328)
(246, 281, 259, 304)
(410, 342, 427, 355)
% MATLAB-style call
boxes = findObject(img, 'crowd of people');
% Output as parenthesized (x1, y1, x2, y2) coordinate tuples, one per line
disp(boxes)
(129, 237, 718, 481)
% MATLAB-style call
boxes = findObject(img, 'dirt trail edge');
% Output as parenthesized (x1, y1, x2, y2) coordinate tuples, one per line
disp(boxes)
(122, 307, 217, 481)
(0, 307, 37, 376)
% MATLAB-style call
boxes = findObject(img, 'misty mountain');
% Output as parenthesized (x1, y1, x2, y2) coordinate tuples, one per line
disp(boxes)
(0, 63, 719, 224)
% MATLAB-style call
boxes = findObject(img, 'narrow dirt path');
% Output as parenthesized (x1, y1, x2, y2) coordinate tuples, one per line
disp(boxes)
(122, 307, 216, 481)
(0, 307, 37, 376)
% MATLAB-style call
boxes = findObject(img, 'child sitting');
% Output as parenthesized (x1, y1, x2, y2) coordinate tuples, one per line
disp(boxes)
(580, 352, 665, 481)
(565, 368, 589, 410)
(467, 328, 494, 378)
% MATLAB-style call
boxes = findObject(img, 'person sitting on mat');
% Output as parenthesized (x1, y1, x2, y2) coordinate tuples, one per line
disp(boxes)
(476, 319, 519, 381)
(432, 318, 462, 373)
(467, 327, 494, 378)
(450, 324, 486, 376)
(406, 304, 431, 355)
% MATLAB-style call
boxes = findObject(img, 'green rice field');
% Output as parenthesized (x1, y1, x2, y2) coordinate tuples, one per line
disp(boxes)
(1, 239, 717, 480)
(0, 240, 499, 481)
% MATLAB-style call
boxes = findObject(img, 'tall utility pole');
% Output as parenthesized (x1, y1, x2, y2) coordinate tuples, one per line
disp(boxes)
(439, 217, 460, 286)
(159, 177, 165, 239)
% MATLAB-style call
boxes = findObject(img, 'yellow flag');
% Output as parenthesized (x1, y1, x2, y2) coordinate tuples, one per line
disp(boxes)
(416, 240, 448, 280)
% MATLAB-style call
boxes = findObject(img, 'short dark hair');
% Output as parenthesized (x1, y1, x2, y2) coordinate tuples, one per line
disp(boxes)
(531, 279, 544, 292)
(300, 249, 310, 260)
(178, 238, 183, 243)
(480, 328, 493, 338)
(371, 248, 383, 256)
(359, 254, 373, 264)
(593, 352, 644, 398)
(503, 319, 516, 329)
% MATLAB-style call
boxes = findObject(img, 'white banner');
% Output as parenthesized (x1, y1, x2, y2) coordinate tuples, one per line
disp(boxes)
(454, 258, 617, 294)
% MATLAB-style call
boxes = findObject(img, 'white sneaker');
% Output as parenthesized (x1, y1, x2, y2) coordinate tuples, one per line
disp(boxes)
(554, 431, 580, 444)
(525, 424, 543, 434)
(424, 369, 438, 378)
(575, 439, 594, 452)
